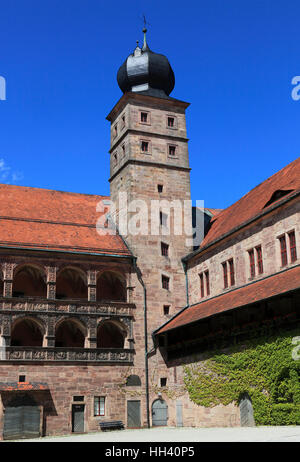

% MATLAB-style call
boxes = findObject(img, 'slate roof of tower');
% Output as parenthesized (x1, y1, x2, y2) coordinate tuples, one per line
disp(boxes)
(0, 184, 131, 256)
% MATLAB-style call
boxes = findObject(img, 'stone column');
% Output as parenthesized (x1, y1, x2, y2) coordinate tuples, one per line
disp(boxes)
(88, 270, 97, 302)
(3, 263, 16, 298)
(46, 266, 57, 300)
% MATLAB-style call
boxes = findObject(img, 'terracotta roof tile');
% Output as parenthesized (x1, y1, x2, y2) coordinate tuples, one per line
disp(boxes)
(200, 157, 300, 249)
(0, 185, 131, 256)
(156, 265, 300, 334)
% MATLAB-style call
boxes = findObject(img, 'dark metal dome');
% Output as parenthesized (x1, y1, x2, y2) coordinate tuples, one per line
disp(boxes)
(117, 29, 175, 98)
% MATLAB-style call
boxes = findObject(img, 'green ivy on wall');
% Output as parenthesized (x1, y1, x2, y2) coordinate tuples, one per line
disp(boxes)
(183, 327, 300, 425)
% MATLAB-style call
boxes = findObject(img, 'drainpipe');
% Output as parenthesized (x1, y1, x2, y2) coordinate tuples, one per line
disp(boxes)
(133, 258, 150, 429)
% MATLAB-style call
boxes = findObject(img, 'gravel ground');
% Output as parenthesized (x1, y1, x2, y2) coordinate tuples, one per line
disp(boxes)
(11, 426, 300, 443)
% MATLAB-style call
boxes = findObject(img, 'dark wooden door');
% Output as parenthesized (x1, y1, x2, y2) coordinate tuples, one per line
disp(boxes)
(72, 404, 85, 433)
(127, 400, 141, 428)
(152, 399, 168, 426)
(3, 395, 40, 440)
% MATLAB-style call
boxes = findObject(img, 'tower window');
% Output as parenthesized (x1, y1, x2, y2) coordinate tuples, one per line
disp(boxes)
(161, 242, 169, 256)
(288, 230, 297, 262)
(163, 305, 170, 315)
(113, 124, 118, 138)
(18, 375, 26, 383)
(141, 141, 149, 153)
(121, 144, 125, 158)
(113, 153, 118, 166)
(162, 275, 170, 290)
(141, 112, 148, 123)
(160, 211, 168, 227)
(158, 184, 163, 193)
(121, 115, 125, 129)
(167, 117, 174, 128)
(160, 378, 167, 387)
(168, 145, 176, 157)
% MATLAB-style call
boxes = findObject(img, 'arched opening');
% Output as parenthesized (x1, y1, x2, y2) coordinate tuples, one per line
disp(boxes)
(11, 318, 44, 347)
(238, 392, 255, 427)
(56, 268, 87, 300)
(126, 375, 142, 386)
(13, 265, 46, 298)
(97, 321, 126, 348)
(152, 399, 168, 426)
(97, 271, 126, 302)
(55, 319, 86, 348)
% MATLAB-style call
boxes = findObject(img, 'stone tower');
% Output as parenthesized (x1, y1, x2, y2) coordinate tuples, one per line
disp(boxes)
(106, 29, 192, 338)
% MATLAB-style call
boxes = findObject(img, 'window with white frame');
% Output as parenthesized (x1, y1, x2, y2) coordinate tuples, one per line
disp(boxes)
(94, 396, 105, 416)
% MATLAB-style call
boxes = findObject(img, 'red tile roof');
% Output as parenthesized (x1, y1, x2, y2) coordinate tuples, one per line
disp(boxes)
(204, 208, 223, 217)
(0, 185, 131, 256)
(200, 157, 300, 250)
(0, 382, 49, 391)
(156, 265, 300, 334)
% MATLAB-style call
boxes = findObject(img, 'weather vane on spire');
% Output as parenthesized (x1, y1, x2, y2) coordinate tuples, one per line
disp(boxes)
(142, 14, 151, 31)
(141, 14, 151, 50)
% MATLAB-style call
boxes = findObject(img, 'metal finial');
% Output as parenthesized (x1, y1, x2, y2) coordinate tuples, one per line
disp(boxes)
(142, 15, 150, 50)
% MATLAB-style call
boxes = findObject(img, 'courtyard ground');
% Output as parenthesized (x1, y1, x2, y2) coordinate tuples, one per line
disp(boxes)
(9, 426, 300, 442)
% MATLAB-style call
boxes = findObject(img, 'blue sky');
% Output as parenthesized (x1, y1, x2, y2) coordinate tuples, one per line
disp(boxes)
(0, 0, 299, 209)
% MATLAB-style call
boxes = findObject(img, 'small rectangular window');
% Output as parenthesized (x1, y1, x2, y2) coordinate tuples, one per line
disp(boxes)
(141, 141, 149, 152)
(157, 184, 163, 193)
(229, 259, 235, 286)
(141, 112, 148, 123)
(279, 235, 287, 266)
(205, 270, 210, 296)
(169, 145, 176, 156)
(113, 153, 117, 166)
(168, 117, 174, 128)
(249, 249, 255, 277)
(121, 115, 125, 128)
(162, 275, 170, 290)
(18, 375, 26, 383)
(113, 124, 118, 138)
(199, 273, 204, 298)
(94, 396, 105, 416)
(256, 246, 263, 274)
(163, 305, 170, 315)
(222, 262, 228, 289)
(121, 144, 125, 158)
(288, 231, 297, 262)
(160, 378, 167, 387)
(161, 242, 169, 256)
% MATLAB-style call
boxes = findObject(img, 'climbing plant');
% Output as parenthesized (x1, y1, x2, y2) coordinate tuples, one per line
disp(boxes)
(183, 327, 300, 425)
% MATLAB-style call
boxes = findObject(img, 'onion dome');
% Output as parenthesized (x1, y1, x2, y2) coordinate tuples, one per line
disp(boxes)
(117, 28, 175, 98)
